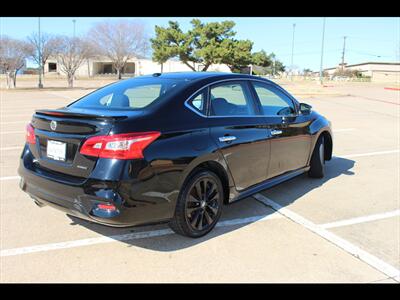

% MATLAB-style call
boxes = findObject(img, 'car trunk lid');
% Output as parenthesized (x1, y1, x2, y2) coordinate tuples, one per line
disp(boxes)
(29, 107, 141, 179)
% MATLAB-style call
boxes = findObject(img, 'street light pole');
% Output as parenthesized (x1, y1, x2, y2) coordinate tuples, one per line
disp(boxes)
(38, 17, 43, 89)
(73, 19, 76, 38)
(319, 17, 326, 85)
(341, 36, 347, 70)
(290, 23, 296, 81)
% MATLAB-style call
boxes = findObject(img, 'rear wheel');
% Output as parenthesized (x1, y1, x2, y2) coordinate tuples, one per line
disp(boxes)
(169, 170, 223, 238)
(308, 136, 325, 178)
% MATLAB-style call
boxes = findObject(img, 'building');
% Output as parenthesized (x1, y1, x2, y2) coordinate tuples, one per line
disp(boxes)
(323, 62, 400, 83)
(44, 56, 231, 77)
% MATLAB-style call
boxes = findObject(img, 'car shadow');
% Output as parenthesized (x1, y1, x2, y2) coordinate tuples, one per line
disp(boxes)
(67, 157, 355, 252)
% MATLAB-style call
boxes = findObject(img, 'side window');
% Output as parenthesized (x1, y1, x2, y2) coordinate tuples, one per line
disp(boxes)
(209, 82, 256, 116)
(187, 90, 207, 115)
(252, 82, 296, 116)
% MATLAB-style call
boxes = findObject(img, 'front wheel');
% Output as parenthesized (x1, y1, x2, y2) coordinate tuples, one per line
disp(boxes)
(308, 136, 325, 178)
(169, 170, 224, 238)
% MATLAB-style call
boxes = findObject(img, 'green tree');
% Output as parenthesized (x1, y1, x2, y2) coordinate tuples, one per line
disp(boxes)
(151, 19, 254, 72)
(252, 50, 272, 67)
(151, 26, 175, 73)
(190, 19, 237, 71)
(151, 19, 287, 74)
(151, 21, 196, 71)
(273, 60, 285, 73)
(222, 39, 253, 73)
(250, 51, 286, 75)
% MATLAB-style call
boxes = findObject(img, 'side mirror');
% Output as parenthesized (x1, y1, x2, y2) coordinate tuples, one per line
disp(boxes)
(299, 103, 312, 115)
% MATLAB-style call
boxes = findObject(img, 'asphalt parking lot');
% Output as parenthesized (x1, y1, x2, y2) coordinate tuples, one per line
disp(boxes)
(0, 80, 399, 283)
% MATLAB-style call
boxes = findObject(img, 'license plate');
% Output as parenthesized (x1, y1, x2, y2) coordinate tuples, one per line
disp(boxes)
(47, 140, 66, 161)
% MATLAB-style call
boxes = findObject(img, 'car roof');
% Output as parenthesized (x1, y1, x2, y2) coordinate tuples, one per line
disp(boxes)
(134, 71, 271, 82)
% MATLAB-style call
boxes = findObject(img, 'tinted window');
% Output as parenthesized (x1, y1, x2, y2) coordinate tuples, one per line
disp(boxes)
(252, 82, 296, 116)
(70, 78, 188, 110)
(209, 82, 256, 116)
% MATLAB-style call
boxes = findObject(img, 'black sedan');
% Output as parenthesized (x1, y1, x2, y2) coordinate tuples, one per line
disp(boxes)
(18, 72, 333, 237)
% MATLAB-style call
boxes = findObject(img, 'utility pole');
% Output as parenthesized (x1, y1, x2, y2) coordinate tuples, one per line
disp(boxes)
(290, 23, 296, 81)
(341, 36, 347, 70)
(319, 18, 326, 85)
(38, 17, 43, 89)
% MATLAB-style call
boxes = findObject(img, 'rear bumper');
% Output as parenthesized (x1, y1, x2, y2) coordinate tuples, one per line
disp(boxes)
(18, 146, 176, 227)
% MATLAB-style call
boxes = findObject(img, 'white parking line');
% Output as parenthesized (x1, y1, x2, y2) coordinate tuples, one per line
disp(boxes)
(0, 213, 282, 257)
(0, 131, 24, 135)
(0, 121, 28, 125)
(332, 128, 356, 133)
(252, 193, 400, 281)
(320, 210, 400, 229)
(336, 149, 400, 159)
(0, 176, 20, 181)
(0, 113, 34, 117)
(0, 146, 22, 151)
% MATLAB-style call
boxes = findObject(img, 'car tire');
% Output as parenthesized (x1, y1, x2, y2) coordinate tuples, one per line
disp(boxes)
(169, 169, 224, 238)
(308, 136, 325, 178)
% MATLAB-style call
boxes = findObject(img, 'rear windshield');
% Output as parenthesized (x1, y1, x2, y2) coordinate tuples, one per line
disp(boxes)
(69, 77, 189, 110)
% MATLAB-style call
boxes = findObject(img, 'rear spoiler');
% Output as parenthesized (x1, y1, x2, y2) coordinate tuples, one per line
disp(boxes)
(35, 109, 128, 120)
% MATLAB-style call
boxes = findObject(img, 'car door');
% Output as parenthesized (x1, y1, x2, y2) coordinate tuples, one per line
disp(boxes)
(250, 81, 312, 179)
(208, 80, 271, 191)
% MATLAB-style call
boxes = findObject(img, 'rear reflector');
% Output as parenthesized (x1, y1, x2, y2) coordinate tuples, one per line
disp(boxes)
(26, 123, 36, 144)
(97, 203, 116, 211)
(80, 131, 161, 160)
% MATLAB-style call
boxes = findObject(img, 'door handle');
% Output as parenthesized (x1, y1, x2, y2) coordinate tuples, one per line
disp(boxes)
(271, 129, 282, 136)
(219, 136, 237, 142)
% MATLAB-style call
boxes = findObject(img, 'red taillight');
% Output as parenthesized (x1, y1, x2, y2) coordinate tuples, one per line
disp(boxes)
(26, 123, 36, 144)
(80, 131, 161, 160)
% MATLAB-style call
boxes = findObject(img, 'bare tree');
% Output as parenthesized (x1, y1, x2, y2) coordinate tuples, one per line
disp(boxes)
(27, 32, 62, 77)
(56, 36, 90, 88)
(0, 36, 34, 88)
(88, 20, 149, 79)
(83, 40, 98, 78)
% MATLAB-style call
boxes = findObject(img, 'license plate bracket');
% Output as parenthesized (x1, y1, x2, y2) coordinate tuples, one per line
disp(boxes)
(47, 140, 66, 161)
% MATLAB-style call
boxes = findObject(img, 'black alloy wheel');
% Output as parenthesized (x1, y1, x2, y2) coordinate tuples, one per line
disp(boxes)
(169, 170, 223, 238)
(185, 176, 220, 231)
